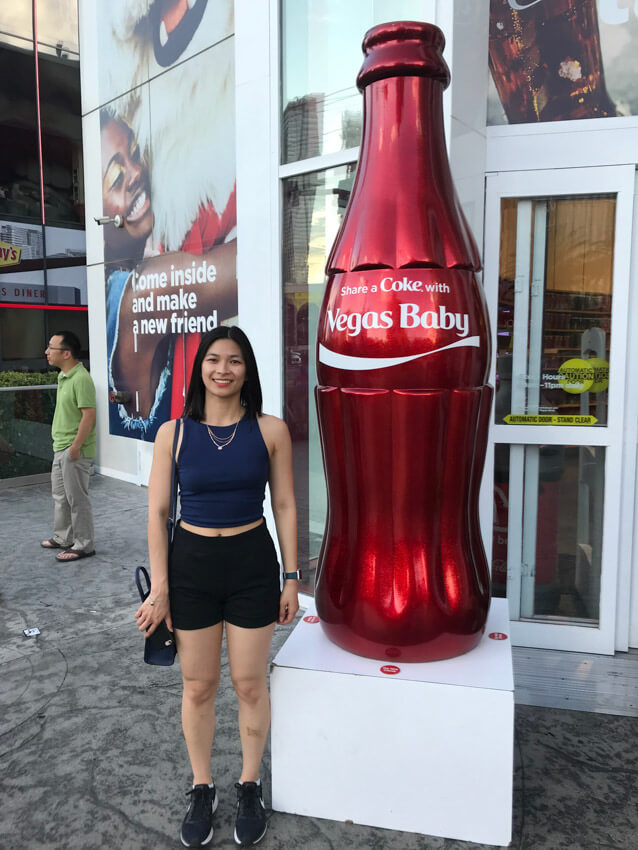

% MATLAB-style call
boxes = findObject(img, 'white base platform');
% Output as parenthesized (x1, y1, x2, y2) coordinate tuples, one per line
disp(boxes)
(271, 598, 514, 846)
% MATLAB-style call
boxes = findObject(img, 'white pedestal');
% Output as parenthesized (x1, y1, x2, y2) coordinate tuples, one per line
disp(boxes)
(271, 598, 513, 846)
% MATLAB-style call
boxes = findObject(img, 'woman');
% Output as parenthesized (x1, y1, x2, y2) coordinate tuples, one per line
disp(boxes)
(136, 326, 299, 847)
(100, 108, 238, 439)
(100, 107, 154, 268)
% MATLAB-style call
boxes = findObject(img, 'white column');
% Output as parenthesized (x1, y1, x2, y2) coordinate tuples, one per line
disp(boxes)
(235, 0, 283, 418)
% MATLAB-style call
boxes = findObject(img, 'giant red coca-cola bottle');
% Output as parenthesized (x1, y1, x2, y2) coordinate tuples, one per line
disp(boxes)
(315, 21, 493, 662)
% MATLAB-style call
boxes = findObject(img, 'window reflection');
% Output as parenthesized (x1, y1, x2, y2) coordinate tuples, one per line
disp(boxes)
(283, 164, 355, 590)
(0, 307, 47, 362)
(44, 225, 86, 305)
(0, 39, 41, 222)
(496, 196, 614, 427)
(492, 443, 604, 624)
(0, 2, 33, 46)
(281, 0, 427, 164)
(35, 0, 80, 58)
(37, 0, 83, 226)
(0, 267, 45, 307)
(0, 220, 43, 259)
(0, 305, 88, 372)
(0, 384, 57, 480)
(0, 0, 87, 375)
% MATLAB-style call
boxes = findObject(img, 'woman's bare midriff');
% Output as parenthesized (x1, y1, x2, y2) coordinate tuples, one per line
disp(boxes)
(179, 517, 264, 537)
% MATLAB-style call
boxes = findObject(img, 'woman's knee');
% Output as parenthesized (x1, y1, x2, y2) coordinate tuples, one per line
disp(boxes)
(231, 674, 267, 706)
(183, 676, 219, 706)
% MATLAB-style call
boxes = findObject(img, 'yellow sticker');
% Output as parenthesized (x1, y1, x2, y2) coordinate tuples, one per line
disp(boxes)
(586, 357, 609, 393)
(0, 241, 21, 267)
(504, 414, 597, 425)
(557, 358, 594, 394)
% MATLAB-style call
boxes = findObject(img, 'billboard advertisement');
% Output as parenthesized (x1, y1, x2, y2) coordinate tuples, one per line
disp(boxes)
(96, 0, 237, 440)
(488, 0, 638, 124)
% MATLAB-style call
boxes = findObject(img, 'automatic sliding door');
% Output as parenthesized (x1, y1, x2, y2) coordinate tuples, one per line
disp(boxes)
(485, 166, 634, 653)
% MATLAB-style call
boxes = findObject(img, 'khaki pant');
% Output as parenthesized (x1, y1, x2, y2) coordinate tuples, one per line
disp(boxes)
(51, 448, 94, 552)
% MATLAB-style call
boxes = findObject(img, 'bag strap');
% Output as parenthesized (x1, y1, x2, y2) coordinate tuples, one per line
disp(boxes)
(135, 565, 151, 602)
(166, 418, 182, 543)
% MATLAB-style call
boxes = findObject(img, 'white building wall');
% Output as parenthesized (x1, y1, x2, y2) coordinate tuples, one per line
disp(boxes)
(79, 3, 140, 481)
(235, 0, 282, 421)
(448, 0, 490, 250)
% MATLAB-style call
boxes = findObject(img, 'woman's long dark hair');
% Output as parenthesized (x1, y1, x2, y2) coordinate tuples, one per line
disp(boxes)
(182, 326, 263, 421)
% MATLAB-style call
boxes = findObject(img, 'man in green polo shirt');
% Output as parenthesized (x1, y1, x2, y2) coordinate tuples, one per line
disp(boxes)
(40, 331, 97, 561)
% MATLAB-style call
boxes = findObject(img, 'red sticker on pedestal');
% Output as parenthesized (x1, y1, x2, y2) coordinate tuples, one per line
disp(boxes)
(303, 615, 320, 624)
(489, 632, 508, 641)
(380, 665, 401, 675)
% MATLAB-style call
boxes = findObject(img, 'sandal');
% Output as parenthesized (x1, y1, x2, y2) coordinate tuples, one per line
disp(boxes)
(56, 548, 96, 562)
(41, 538, 70, 550)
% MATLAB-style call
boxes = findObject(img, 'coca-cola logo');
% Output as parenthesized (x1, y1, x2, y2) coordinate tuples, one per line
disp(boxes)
(319, 336, 480, 371)
(380, 276, 451, 294)
(507, 0, 544, 9)
(340, 278, 451, 296)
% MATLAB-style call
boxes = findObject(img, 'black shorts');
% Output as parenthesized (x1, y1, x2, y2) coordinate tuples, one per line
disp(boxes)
(169, 521, 281, 630)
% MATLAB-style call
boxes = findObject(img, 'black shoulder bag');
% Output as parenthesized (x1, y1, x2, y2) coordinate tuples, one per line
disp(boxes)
(135, 418, 182, 666)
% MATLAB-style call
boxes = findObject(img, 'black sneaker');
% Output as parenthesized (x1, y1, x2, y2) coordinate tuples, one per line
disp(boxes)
(181, 784, 218, 847)
(234, 781, 267, 846)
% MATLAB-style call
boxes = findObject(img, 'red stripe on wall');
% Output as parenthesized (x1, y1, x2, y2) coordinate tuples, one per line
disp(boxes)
(0, 304, 88, 311)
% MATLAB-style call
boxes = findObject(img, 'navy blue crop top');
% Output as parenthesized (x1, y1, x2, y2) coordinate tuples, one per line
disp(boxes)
(178, 416, 269, 527)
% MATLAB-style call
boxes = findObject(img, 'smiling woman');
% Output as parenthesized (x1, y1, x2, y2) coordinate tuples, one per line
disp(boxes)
(99, 108, 237, 440)
(138, 325, 299, 847)
(100, 110, 153, 266)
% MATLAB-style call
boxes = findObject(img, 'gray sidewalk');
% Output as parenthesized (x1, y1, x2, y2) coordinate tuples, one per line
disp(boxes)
(0, 474, 636, 849)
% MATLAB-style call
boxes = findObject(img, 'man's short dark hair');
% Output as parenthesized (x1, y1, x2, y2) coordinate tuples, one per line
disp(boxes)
(51, 330, 82, 359)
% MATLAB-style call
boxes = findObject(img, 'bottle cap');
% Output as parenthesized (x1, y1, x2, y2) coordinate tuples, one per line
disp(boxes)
(357, 21, 450, 92)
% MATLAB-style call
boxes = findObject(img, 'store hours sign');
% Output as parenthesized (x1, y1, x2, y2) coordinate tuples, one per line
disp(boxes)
(504, 356, 609, 426)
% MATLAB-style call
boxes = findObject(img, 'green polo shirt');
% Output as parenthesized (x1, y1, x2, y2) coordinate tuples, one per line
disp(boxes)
(51, 363, 97, 458)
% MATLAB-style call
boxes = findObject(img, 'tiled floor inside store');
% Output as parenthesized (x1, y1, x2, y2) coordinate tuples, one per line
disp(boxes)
(0, 474, 636, 850)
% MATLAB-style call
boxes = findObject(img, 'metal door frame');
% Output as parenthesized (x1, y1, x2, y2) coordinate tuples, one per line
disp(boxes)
(482, 165, 636, 653)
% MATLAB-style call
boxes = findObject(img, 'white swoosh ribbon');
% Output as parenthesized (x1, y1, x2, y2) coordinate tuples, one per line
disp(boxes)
(319, 336, 480, 371)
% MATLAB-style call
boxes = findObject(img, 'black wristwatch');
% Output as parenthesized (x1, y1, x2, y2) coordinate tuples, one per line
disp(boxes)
(284, 570, 301, 581)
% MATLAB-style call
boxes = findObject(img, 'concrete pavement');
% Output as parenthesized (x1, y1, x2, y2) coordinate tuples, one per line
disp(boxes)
(1, 474, 636, 849)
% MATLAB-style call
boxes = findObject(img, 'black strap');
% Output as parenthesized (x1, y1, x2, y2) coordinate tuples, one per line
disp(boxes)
(166, 418, 182, 544)
(135, 565, 151, 602)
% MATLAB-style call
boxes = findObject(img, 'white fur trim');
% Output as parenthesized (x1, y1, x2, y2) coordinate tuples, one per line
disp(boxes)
(99, 0, 236, 252)
(139, 40, 236, 250)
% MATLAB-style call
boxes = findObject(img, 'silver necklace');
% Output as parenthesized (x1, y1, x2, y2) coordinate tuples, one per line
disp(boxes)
(206, 419, 241, 450)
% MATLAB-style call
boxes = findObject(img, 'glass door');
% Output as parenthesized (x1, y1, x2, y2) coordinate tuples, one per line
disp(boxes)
(484, 165, 635, 653)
